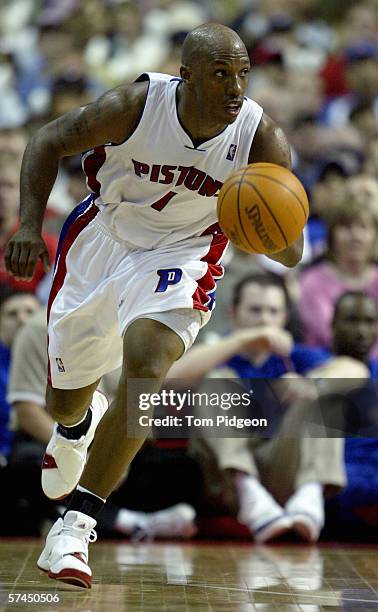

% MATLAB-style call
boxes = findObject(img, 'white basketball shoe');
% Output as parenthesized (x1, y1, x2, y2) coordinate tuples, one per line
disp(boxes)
(42, 391, 108, 499)
(37, 510, 97, 588)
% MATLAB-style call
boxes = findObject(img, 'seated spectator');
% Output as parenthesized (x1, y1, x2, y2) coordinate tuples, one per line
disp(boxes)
(306, 291, 378, 436)
(7, 307, 199, 539)
(170, 273, 329, 382)
(345, 174, 378, 216)
(0, 164, 58, 293)
(170, 273, 341, 543)
(306, 153, 361, 256)
(321, 41, 378, 128)
(349, 101, 377, 146)
(305, 292, 378, 540)
(171, 283, 378, 543)
(299, 202, 378, 356)
(0, 288, 41, 464)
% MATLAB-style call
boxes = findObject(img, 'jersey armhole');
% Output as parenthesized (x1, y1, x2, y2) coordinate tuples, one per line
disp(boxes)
(245, 102, 264, 165)
(134, 73, 150, 83)
(106, 75, 151, 147)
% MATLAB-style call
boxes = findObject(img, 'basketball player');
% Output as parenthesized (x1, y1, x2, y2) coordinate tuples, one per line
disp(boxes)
(5, 23, 303, 587)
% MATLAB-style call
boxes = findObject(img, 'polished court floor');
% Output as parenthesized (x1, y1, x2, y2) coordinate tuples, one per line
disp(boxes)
(0, 540, 377, 611)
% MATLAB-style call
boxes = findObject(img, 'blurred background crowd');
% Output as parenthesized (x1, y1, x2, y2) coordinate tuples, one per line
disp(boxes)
(0, 0, 377, 543)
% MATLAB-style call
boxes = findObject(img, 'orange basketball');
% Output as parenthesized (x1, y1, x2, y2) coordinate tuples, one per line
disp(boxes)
(217, 163, 309, 254)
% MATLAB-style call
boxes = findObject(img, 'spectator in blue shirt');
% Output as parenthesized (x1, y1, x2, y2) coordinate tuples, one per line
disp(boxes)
(0, 288, 41, 462)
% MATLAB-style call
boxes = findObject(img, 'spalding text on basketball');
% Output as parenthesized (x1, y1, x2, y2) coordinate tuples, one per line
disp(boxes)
(246, 205, 278, 252)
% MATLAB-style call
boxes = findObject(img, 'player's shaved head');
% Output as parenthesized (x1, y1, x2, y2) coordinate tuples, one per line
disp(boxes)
(179, 23, 250, 129)
(182, 23, 248, 66)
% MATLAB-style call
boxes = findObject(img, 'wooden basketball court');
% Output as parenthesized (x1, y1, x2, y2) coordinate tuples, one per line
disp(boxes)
(0, 540, 377, 611)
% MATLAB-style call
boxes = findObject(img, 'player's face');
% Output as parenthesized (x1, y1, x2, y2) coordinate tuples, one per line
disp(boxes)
(191, 48, 250, 124)
(233, 283, 287, 330)
(332, 213, 376, 261)
(0, 294, 40, 347)
(333, 296, 378, 361)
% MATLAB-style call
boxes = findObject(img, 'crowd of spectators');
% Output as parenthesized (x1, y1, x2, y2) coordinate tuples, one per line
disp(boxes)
(0, 0, 377, 541)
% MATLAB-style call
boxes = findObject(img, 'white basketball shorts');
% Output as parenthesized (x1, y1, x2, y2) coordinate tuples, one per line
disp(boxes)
(47, 196, 228, 389)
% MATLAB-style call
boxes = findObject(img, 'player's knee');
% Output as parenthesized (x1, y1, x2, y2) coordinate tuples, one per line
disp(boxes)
(126, 355, 167, 381)
(123, 318, 184, 381)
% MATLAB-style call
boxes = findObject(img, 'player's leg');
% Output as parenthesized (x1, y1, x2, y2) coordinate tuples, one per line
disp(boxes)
(42, 381, 109, 501)
(43, 213, 127, 501)
(78, 318, 184, 497)
(46, 382, 99, 425)
(39, 318, 184, 587)
(39, 228, 221, 586)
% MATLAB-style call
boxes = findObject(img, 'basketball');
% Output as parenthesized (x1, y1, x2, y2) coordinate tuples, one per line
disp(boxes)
(217, 163, 309, 254)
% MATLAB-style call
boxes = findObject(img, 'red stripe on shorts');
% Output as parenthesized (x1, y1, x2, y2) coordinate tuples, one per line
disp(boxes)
(47, 204, 99, 385)
(192, 224, 228, 312)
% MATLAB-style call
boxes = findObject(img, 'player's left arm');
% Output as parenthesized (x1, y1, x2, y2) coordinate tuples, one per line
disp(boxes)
(248, 113, 303, 267)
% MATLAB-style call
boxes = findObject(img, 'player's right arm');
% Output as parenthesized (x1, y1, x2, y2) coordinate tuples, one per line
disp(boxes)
(5, 81, 148, 281)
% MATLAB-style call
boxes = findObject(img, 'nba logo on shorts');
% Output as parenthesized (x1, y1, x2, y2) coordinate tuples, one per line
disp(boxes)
(56, 358, 65, 373)
(226, 144, 237, 161)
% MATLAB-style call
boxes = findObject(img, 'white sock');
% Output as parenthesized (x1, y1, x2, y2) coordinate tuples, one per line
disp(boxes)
(114, 509, 143, 534)
(235, 472, 267, 507)
(76, 484, 106, 503)
(295, 481, 323, 500)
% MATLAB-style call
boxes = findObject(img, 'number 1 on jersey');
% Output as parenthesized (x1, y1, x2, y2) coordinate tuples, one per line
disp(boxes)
(151, 191, 177, 211)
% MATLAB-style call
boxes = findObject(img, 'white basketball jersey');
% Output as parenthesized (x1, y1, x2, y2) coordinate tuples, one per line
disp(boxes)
(82, 72, 263, 249)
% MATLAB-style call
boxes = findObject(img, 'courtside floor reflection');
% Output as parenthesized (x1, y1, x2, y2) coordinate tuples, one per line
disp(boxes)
(0, 541, 377, 611)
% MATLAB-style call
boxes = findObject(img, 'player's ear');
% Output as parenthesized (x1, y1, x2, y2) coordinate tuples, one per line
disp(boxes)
(180, 64, 193, 85)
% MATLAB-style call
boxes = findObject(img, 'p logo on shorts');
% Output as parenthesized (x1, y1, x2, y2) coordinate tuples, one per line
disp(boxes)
(155, 268, 182, 292)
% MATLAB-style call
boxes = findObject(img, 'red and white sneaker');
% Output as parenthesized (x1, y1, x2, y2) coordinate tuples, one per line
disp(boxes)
(37, 517, 63, 573)
(37, 511, 97, 589)
(42, 391, 108, 500)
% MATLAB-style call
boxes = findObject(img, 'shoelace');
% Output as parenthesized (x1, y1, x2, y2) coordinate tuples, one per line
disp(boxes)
(60, 527, 97, 561)
(87, 529, 97, 544)
(62, 525, 98, 544)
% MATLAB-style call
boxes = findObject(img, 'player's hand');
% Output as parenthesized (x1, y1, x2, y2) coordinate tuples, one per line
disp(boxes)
(5, 227, 50, 281)
(235, 327, 293, 356)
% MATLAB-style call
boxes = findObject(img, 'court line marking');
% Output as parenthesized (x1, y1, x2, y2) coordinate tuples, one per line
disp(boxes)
(183, 582, 378, 604)
(10, 547, 34, 591)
